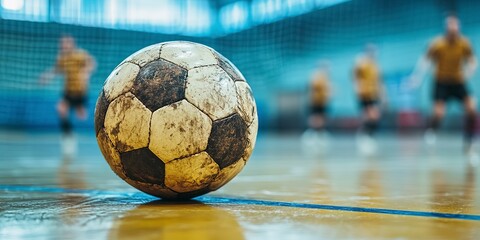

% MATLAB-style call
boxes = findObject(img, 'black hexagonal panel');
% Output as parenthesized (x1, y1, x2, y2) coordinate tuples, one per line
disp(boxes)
(176, 187, 211, 200)
(206, 113, 248, 169)
(120, 148, 165, 185)
(212, 51, 245, 82)
(132, 59, 187, 112)
(94, 90, 109, 135)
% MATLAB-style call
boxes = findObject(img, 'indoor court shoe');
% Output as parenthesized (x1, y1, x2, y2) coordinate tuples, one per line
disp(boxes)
(316, 130, 330, 154)
(466, 149, 479, 167)
(464, 141, 479, 164)
(61, 134, 77, 157)
(357, 133, 377, 156)
(301, 129, 318, 152)
(301, 129, 330, 155)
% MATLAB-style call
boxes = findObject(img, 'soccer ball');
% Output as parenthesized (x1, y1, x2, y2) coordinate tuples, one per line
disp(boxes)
(94, 41, 258, 199)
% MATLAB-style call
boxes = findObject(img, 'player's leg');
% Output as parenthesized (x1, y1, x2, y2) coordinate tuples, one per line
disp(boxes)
(425, 101, 445, 145)
(309, 115, 324, 131)
(358, 99, 370, 134)
(75, 96, 87, 120)
(363, 102, 380, 136)
(58, 95, 78, 156)
(64, 94, 87, 121)
(309, 105, 326, 132)
(357, 100, 378, 154)
(429, 101, 446, 131)
(462, 95, 476, 152)
(302, 105, 328, 152)
(425, 82, 447, 145)
(431, 82, 447, 130)
(76, 107, 87, 120)
(57, 97, 72, 135)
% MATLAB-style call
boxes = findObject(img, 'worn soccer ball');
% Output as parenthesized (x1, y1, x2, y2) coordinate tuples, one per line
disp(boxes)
(94, 41, 257, 199)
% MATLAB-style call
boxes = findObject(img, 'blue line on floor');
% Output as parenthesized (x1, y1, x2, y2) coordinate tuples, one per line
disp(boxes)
(2, 184, 480, 221)
(200, 197, 480, 221)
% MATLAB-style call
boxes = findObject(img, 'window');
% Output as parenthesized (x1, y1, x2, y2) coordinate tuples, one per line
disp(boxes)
(1, 0, 48, 21)
(0, 0, 348, 36)
(220, 1, 249, 33)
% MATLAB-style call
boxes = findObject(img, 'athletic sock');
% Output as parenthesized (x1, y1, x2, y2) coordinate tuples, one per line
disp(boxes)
(464, 113, 476, 143)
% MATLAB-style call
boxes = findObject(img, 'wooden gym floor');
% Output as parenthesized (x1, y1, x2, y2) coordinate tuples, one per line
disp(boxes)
(0, 130, 479, 239)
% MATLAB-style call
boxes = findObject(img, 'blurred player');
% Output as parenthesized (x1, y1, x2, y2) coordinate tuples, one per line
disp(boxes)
(302, 61, 331, 152)
(354, 44, 383, 153)
(40, 35, 96, 155)
(409, 15, 477, 153)
(309, 61, 331, 133)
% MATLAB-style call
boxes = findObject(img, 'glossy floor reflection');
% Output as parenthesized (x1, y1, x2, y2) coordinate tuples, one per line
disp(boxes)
(0, 131, 479, 239)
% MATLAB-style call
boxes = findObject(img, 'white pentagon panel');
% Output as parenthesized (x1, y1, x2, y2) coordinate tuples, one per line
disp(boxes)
(209, 159, 245, 191)
(103, 62, 139, 102)
(235, 81, 256, 125)
(164, 152, 219, 193)
(185, 65, 237, 120)
(149, 100, 212, 163)
(160, 41, 217, 69)
(122, 44, 162, 67)
(104, 92, 151, 152)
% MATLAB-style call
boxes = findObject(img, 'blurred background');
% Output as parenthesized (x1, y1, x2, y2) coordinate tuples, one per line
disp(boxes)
(1, 0, 479, 133)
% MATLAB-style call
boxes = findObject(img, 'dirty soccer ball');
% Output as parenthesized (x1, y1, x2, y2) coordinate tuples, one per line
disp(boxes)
(94, 41, 258, 199)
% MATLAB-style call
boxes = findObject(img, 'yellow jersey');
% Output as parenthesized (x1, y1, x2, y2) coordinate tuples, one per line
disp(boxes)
(310, 72, 329, 106)
(427, 35, 473, 83)
(354, 57, 380, 100)
(56, 49, 92, 96)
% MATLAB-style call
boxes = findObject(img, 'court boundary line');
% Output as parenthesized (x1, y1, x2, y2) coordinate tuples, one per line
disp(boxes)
(202, 197, 480, 221)
(2, 184, 480, 221)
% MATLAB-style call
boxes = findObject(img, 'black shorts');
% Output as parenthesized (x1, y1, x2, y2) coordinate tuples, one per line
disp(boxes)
(64, 94, 87, 108)
(311, 105, 327, 115)
(433, 82, 469, 102)
(359, 98, 378, 109)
